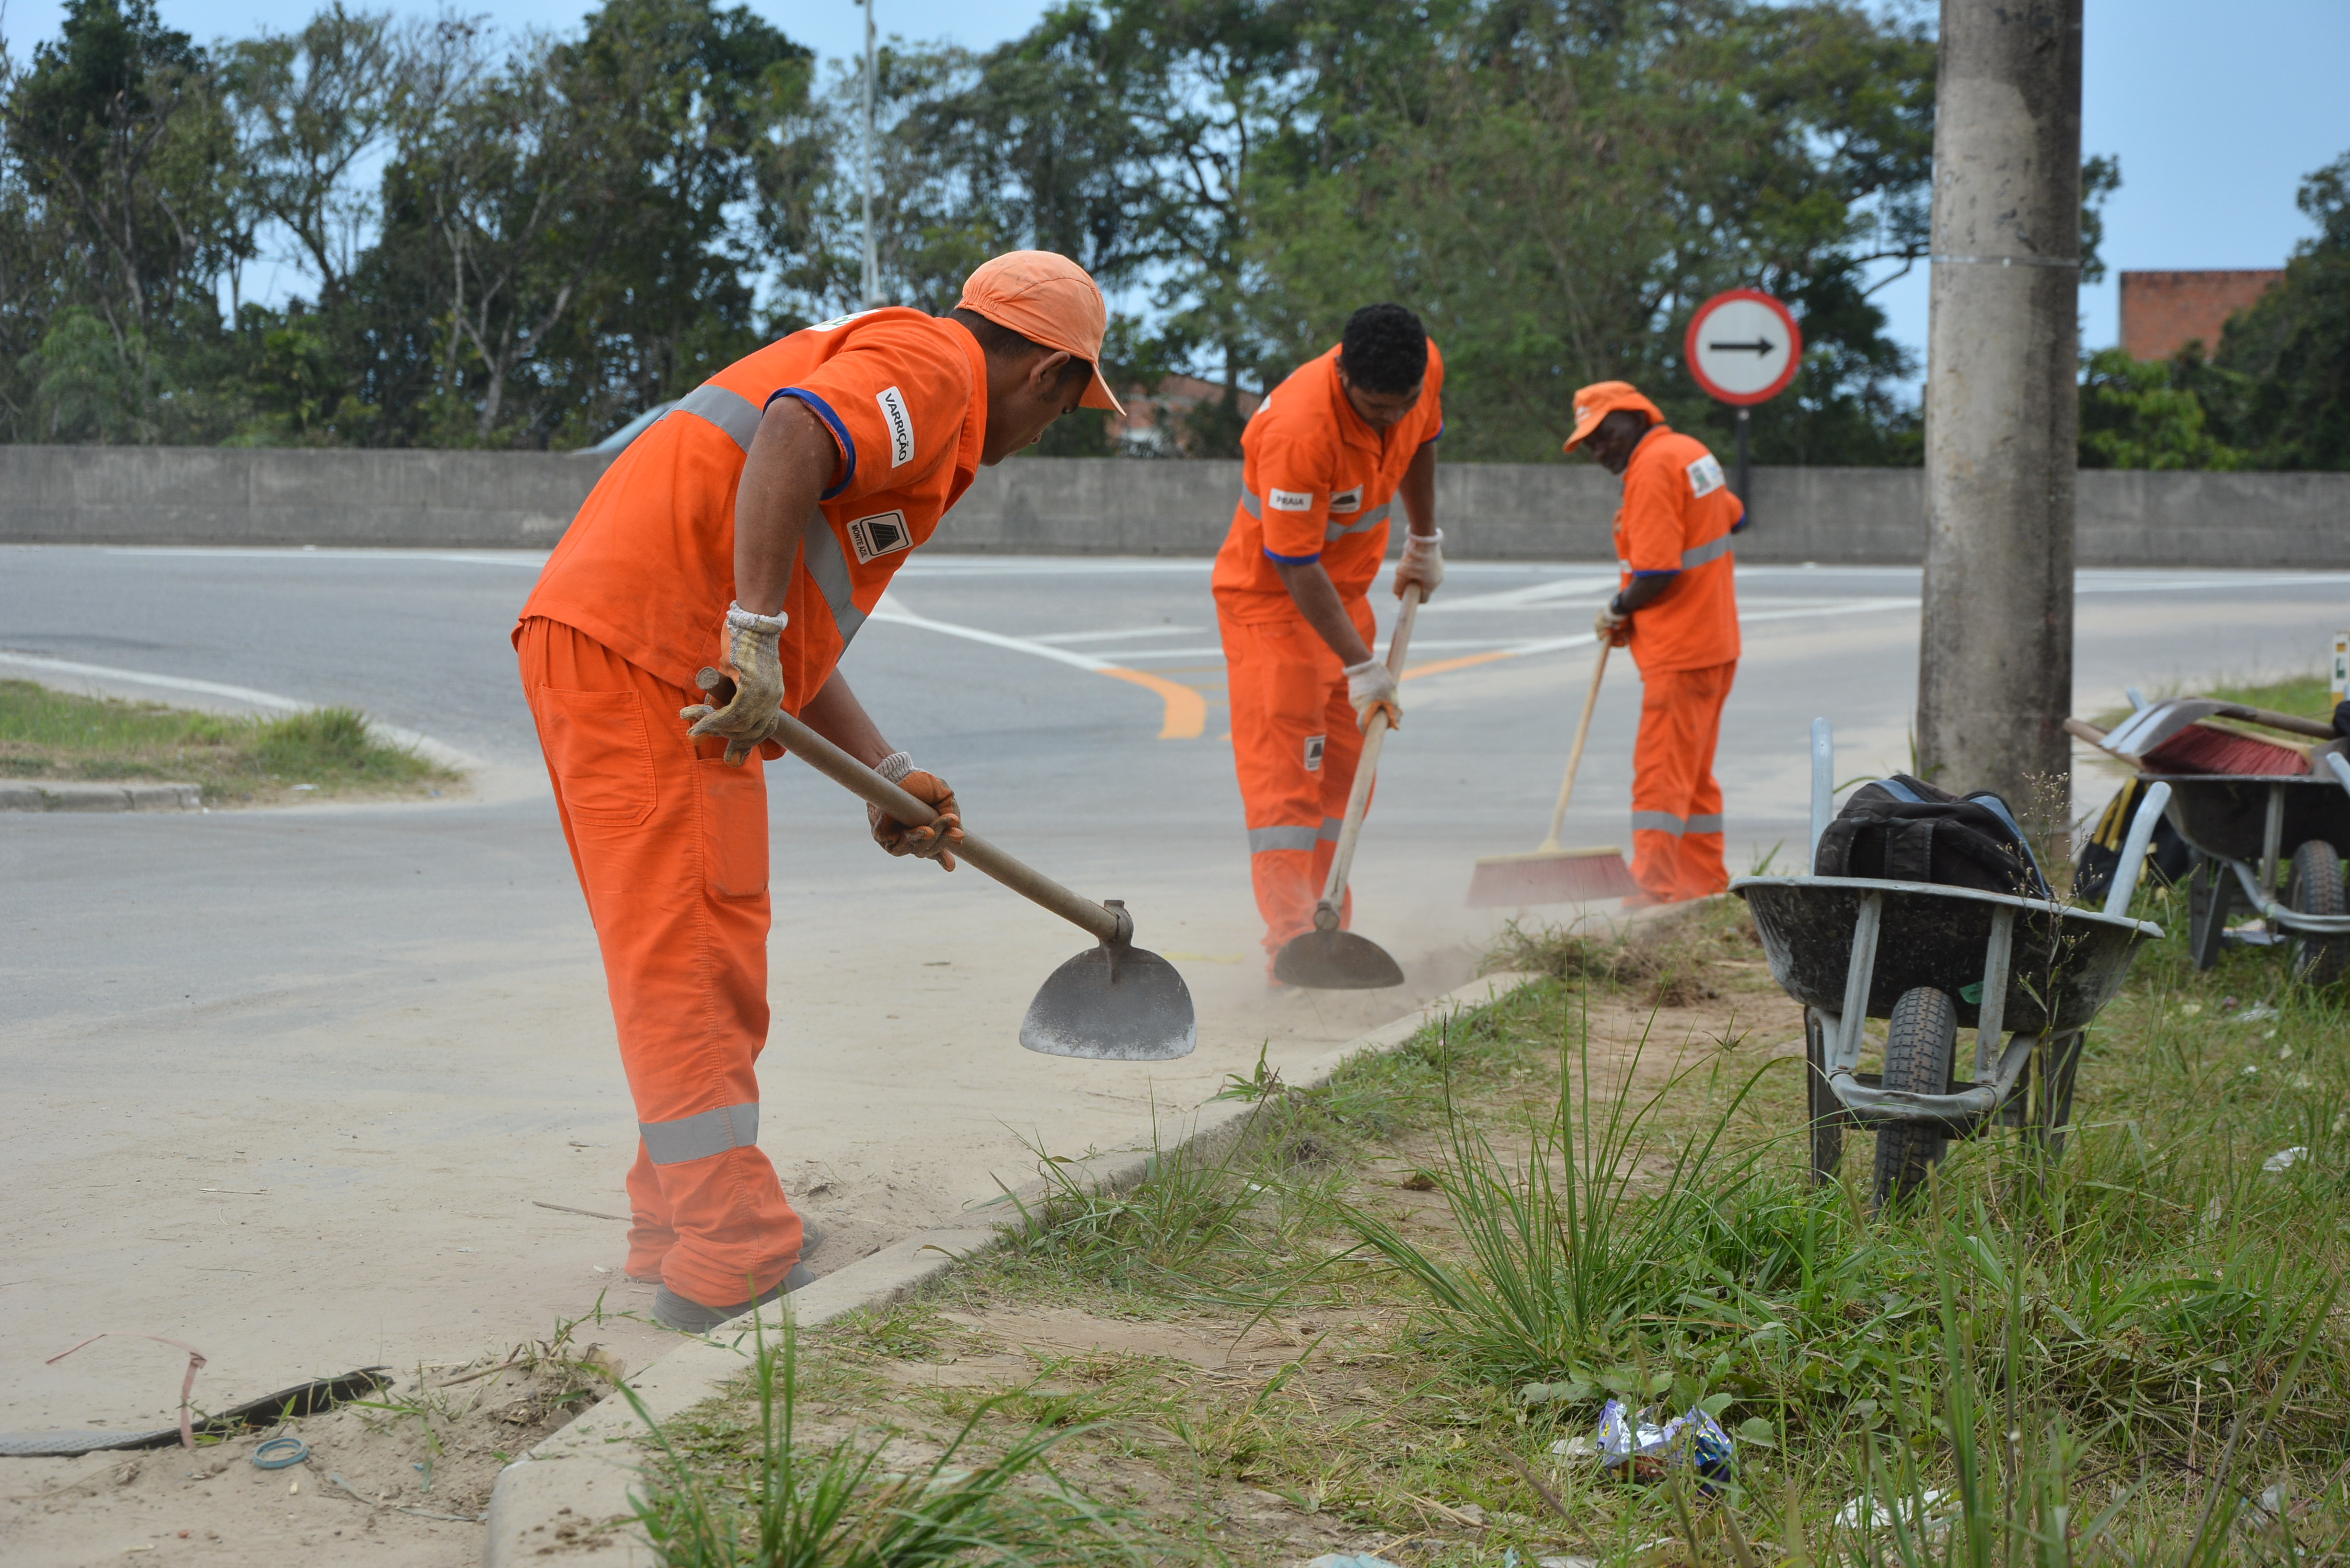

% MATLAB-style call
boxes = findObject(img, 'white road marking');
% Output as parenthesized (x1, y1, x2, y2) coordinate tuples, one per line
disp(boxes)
(1029, 626, 1205, 644)
(0, 651, 306, 710)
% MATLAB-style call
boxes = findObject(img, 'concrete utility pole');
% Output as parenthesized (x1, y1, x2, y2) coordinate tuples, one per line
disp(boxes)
(1916, 0, 2082, 834)
(860, 0, 879, 309)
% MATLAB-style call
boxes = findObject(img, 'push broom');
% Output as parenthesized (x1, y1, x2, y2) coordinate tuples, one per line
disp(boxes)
(1465, 641, 1639, 907)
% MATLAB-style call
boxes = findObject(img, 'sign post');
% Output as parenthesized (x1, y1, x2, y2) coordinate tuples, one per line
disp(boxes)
(1684, 289, 1802, 523)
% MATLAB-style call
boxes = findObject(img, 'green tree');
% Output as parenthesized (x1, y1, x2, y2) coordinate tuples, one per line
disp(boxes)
(1241, 0, 1936, 463)
(2077, 345, 2244, 470)
(2215, 151, 2350, 470)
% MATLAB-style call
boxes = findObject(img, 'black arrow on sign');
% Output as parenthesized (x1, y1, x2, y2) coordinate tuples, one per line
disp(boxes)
(1707, 336, 1777, 354)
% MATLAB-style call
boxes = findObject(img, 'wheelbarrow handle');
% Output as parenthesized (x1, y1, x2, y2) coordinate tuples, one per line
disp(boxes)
(756, 701, 1126, 948)
(2101, 780, 2172, 918)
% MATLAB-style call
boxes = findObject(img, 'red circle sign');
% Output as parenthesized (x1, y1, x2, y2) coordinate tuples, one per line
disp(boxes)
(1684, 289, 1803, 406)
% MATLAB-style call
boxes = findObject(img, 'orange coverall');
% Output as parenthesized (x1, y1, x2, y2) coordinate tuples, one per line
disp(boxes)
(1612, 424, 1745, 903)
(1211, 342, 1444, 959)
(513, 308, 988, 1311)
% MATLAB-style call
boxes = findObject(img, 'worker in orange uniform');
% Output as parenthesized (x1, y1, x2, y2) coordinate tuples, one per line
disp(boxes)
(1563, 381, 1745, 906)
(1212, 304, 1446, 971)
(513, 252, 1122, 1332)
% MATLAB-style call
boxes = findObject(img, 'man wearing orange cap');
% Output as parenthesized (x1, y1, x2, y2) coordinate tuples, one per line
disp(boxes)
(513, 251, 1122, 1331)
(1213, 303, 1446, 970)
(1563, 381, 1745, 906)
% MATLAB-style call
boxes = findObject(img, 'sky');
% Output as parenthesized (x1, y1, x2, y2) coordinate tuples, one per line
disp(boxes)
(5, 0, 2346, 383)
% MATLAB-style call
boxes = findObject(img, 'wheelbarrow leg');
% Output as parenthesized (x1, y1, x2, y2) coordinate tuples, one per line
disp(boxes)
(2188, 852, 2232, 971)
(1804, 1008, 1842, 1185)
(1973, 906, 2015, 1080)
(2026, 1029, 2087, 1163)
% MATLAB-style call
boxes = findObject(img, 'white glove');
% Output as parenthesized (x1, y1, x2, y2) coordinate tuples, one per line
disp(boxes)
(1344, 656, 1401, 732)
(683, 604, 788, 766)
(1395, 528, 1444, 599)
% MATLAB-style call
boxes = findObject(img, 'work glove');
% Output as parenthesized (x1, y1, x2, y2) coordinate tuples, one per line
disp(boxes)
(1344, 656, 1401, 733)
(681, 604, 788, 766)
(1394, 528, 1444, 600)
(1594, 595, 1632, 648)
(867, 752, 962, 871)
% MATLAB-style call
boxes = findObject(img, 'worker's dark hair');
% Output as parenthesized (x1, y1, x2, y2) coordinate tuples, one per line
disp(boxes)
(1339, 303, 1429, 395)
(950, 307, 1095, 394)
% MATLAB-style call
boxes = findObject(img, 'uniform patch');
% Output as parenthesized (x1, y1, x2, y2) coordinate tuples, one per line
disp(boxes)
(1269, 488, 1314, 512)
(1686, 454, 1726, 498)
(1331, 485, 1364, 514)
(876, 385, 915, 468)
(846, 510, 912, 563)
(1304, 734, 1325, 771)
(805, 309, 877, 333)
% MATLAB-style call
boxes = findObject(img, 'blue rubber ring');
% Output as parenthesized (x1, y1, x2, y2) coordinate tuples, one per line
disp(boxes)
(253, 1437, 309, 1469)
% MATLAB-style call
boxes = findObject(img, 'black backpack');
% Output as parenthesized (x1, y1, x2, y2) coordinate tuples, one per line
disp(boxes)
(1814, 774, 2052, 900)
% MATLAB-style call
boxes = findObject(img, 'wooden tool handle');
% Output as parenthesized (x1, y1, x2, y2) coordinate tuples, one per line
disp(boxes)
(765, 707, 1124, 945)
(2214, 702, 2339, 741)
(1539, 641, 1613, 851)
(1319, 586, 1423, 911)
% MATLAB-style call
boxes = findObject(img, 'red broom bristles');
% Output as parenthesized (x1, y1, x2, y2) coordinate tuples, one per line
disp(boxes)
(2140, 721, 2308, 778)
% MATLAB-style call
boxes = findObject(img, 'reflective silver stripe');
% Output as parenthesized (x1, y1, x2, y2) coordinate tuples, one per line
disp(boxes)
(1249, 824, 1321, 853)
(672, 385, 763, 451)
(640, 1101, 760, 1165)
(1685, 814, 1725, 834)
(1323, 500, 1391, 541)
(1631, 811, 1688, 836)
(800, 511, 868, 647)
(1680, 533, 1734, 570)
(663, 385, 868, 647)
(1318, 815, 1343, 842)
(1239, 488, 1263, 518)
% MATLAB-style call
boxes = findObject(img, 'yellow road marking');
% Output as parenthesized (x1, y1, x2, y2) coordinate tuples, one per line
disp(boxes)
(1100, 667, 1208, 739)
(1401, 649, 1521, 681)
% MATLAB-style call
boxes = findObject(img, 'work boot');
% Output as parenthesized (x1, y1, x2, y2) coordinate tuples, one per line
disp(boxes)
(626, 1217, 824, 1286)
(653, 1261, 816, 1333)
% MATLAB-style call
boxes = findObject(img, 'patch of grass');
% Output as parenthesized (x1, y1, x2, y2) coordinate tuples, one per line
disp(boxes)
(630, 889, 2350, 1564)
(629, 1318, 1140, 1568)
(0, 679, 457, 803)
(2092, 669, 2336, 732)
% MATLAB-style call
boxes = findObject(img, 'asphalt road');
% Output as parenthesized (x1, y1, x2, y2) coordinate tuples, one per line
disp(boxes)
(4, 544, 2345, 1434)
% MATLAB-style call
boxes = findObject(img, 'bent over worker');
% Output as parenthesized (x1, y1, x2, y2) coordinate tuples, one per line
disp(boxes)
(514, 252, 1121, 1331)
(1212, 303, 1445, 971)
(1565, 381, 1744, 907)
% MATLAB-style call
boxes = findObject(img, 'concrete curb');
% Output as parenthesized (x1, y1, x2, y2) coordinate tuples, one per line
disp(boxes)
(0, 780, 201, 812)
(479, 970, 1540, 1567)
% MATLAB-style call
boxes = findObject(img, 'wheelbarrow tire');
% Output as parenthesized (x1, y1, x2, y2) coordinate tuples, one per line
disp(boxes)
(2286, 841, 2347, 987)
(1805, 1008, 1842, 1185)
(1873, 985, 1955, 1211)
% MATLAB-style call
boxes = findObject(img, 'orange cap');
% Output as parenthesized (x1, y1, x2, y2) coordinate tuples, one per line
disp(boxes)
(957, 250, 1126, 416)
(1562, 380, 1663, 451)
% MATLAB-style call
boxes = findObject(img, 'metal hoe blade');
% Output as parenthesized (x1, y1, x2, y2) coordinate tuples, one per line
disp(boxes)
(1273, 927, 1405, 990)
(1020, 939, 1198, 1061)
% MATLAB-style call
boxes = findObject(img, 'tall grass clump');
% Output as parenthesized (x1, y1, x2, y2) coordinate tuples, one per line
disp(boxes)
(628, 1317, 1138, 1568)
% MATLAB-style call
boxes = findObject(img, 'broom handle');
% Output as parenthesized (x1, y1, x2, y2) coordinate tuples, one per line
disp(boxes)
(1538, 641, 1613, 851)
(1319, 586, 1423, 910)
(2213, 702, 2337, 741)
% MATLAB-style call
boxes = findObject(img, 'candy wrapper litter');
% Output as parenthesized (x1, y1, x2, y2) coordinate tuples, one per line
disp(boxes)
(1595, 1399, 1734, 1490)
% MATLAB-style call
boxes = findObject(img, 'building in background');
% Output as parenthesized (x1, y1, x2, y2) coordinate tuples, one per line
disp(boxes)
(2119, 269, 2283, 361)
(1107, 375, 1262, 456)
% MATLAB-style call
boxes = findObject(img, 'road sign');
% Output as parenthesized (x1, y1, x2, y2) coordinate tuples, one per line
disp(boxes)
(1684, 289, 1802, 406)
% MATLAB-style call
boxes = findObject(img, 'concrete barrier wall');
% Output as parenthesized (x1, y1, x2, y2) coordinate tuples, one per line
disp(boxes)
(1, 446, 2343, 566)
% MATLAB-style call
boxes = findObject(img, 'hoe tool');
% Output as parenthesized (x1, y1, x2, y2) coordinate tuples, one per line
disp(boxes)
(700, 670, 1196, 1062)
(1272, 585, 1423, 990)
(1464, 641, 1638, 906)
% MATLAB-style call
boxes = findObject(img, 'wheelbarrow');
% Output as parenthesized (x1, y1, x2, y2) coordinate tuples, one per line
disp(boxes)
(1730, 719, 2170, 1209)
(2156, 751, 2350, 985)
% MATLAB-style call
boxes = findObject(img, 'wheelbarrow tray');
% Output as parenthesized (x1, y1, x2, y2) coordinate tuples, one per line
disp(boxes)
(2152, 773, 2350, 864)
(1733, 875, 2160, 1035)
